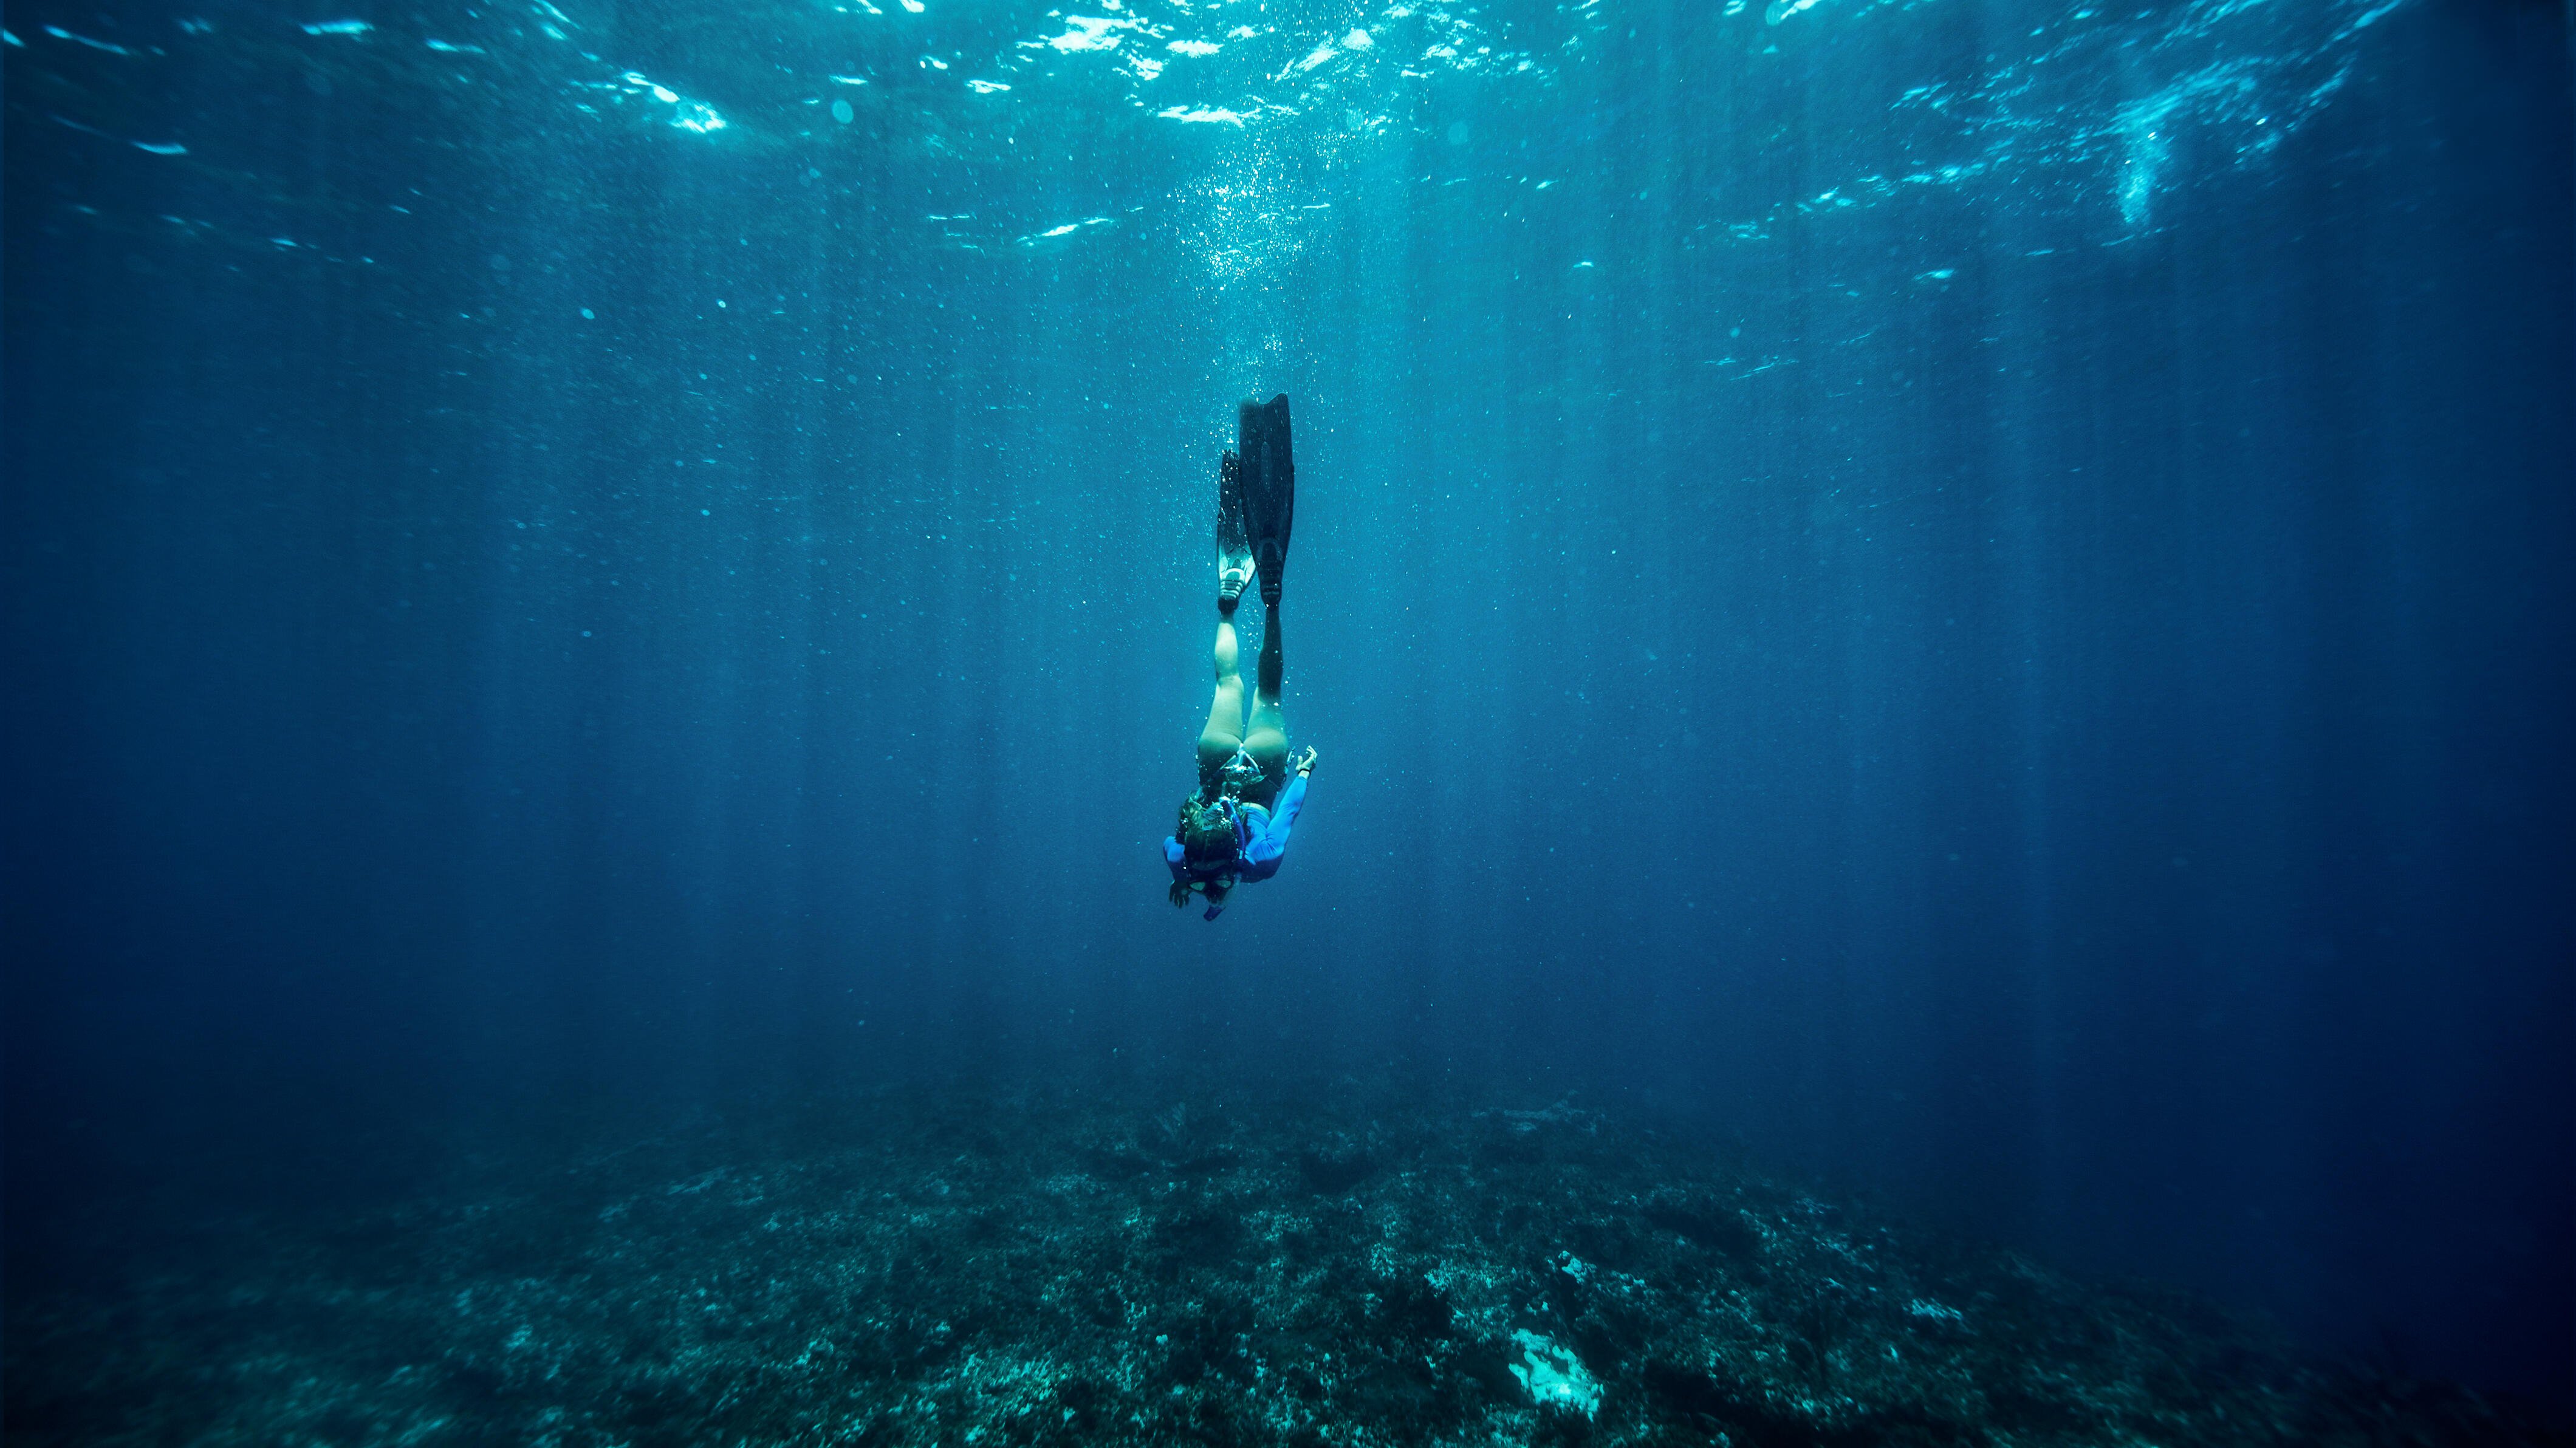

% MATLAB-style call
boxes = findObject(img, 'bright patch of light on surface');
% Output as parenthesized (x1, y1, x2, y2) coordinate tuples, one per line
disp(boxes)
(1158, 105, 1247, 126)
(1017, 217, 1114, 246)
(604, 70, 728, 136)
(299, 19, 371, 36)
(49, 24, 135, 51)
(967, 78, 1011, 93)
(1047, 15, 1134, 51)
(1168, 39, 1219, 55)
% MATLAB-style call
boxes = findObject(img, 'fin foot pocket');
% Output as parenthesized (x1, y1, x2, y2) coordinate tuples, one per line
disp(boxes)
(1217, 448, 1252, 612)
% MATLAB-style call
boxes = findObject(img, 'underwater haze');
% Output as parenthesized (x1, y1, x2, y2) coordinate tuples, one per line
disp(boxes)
(5, 0, 2573, 1437)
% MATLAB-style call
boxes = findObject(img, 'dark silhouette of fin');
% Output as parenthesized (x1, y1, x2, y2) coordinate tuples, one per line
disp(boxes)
(1236, 394, 1295, 608)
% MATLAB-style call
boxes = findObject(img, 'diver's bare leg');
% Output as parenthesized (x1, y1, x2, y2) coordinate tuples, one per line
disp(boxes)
(1196, 615, 1248, 791)
(1242, 603, 1288, 795)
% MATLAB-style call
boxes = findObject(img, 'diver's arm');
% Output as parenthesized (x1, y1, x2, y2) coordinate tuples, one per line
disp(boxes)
(1244, 770, 1309, 867)
(1270, 768, 1308, 834)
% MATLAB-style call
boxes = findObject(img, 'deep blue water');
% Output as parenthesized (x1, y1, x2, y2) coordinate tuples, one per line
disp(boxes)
(5, 0, 2571, 1419)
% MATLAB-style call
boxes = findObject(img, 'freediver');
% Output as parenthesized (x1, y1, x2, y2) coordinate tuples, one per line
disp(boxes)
(1165, 394, 1316, 921)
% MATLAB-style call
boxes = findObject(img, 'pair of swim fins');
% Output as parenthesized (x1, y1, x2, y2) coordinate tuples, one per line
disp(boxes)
(1217, 394, 1294, 609)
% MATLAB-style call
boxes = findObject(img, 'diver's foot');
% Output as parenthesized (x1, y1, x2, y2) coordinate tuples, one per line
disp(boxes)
(1216, 448, 1251, 615)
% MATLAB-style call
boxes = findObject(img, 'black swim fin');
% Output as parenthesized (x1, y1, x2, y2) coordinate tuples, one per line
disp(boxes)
(1236, 394, 1295, 609)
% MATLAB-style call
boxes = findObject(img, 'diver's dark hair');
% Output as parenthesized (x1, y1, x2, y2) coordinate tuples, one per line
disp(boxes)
(1176, 793, 1238, 868)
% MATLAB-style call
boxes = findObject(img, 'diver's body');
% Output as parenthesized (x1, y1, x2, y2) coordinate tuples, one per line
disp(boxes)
(1166, 395, 1314, 921)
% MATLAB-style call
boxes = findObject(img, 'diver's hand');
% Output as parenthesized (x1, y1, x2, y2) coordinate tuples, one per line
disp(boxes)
(1293, 746, 1317, 776)
(1169, 880, 1193, 910)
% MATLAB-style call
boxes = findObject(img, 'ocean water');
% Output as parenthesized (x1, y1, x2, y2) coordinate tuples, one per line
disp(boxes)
(4, 0, 2571, 1438)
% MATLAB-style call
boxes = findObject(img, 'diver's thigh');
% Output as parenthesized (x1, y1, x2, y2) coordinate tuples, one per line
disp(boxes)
(1241, 717, 1288, 773)
(1235, 726, 1289, 810)
(1197, 726, 1244, 791)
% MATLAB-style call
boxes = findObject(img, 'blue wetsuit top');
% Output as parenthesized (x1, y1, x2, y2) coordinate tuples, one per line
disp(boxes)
(1165, 773, 1307, 918)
